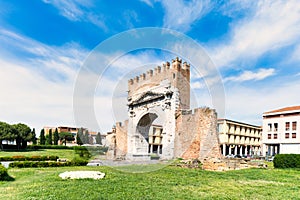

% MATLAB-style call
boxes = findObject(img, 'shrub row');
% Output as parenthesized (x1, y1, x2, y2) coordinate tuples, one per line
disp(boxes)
(27, 145, 109, 153)
(27, 145, 72, 150)
(0, 164, 8, 180)
(9, 158, 88, 168)
(273, 154, 300, 168)
(0, 155, 58, 161)
(74, 146, 108, 158)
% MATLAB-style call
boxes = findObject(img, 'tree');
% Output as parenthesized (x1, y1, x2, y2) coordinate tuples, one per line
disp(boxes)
(59, 132, 74, 146)
(40, 129, 45, 145)
(96, 132, 102, 145)
(76, 128, 83, 145)
(53, 128, 59, 145)
(0, 122, 17, 150)
(13, 123, 31, 149)
(47, 129, 53, 145)
(31, 128, 37, 145)
(83, 130, 89, 144)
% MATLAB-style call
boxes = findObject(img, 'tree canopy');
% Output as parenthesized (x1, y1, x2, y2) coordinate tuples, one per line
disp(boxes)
(76, 128, 83, 145)
(39, 129, 45, 145)
(96, 132, 102, 145)
(53, 128, 59, 145)
(0, 121, 32, 150)
(59, 132, 74, 146)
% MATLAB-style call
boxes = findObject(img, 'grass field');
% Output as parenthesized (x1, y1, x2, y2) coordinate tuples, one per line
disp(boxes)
(0, 149, 77, 160)
(1, 164, 300, 200)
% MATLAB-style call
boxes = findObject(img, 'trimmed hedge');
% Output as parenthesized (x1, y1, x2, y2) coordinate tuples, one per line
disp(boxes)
(27, 145, 72, 150)
(9, 158, 88, 168)
(0, 164, 8, 180)
(273, 154, 300, 168)
(0, 155, 58, 161)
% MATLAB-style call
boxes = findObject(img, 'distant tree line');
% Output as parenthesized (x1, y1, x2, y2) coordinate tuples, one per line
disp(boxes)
(39, 127, 102, 146)
(0, 121, 36, 150)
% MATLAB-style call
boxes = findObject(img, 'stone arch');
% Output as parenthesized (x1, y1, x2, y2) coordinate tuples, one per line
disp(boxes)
(135, 112, 165, 156)
(136, 113, 158, 141)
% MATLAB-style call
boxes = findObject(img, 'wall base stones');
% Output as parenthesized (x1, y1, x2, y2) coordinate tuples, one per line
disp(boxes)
(202, 158, 267, 171)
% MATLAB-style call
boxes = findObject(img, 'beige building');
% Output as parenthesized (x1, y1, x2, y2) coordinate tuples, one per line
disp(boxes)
(218, 119, 262, 157)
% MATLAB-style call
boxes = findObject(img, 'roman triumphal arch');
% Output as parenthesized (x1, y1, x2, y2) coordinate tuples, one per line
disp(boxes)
(107, 57, 222, 162)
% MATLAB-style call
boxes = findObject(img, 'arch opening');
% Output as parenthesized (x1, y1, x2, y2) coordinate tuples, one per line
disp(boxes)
(136, 112, 164, 156)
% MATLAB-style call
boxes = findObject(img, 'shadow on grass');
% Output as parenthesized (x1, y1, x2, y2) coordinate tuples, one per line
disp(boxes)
(1, 174, 15, 181)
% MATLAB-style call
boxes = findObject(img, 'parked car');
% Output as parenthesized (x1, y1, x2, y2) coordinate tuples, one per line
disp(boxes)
(226, 154, 235, 158)
(267, 156, 274, 162)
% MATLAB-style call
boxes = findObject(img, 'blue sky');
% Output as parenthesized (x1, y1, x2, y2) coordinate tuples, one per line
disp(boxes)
(1, 0, 300, 133)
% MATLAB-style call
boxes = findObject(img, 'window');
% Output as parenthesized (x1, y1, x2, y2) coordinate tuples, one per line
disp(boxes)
(285, 122, 290, 131)
(268, 123, 272, 132)
(268, 134, 271, 139)
(292, 133, 296, 138)
(292, 122, 297, 131)
(285, 133, 289, 139)
(274, 134, 278, 139)
(274, 123, 278, 132)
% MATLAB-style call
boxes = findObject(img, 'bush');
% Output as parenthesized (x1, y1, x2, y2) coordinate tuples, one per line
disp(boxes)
(0, 155, 58, 162)
(70, 157, 89, 166)
(273, 154, 300, 168)
(27, 145, 72, 150)
(9, 158, 88, 168)
(74, 146, 108, 157)
(74, 146, 91, 158)
(0, 164, 9, 180)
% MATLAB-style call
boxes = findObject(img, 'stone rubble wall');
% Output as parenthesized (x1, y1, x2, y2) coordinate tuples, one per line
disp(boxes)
(115, 120, 128, 159)
(175, 107, 222, 161)
(202, 158, 267, 171)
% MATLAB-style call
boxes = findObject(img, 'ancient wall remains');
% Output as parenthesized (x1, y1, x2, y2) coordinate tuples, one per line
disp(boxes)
(114, 121, 128, 159)
(175, 107, 222, 161)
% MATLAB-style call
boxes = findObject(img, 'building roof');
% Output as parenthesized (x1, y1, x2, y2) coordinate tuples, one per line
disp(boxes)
(217, 118, 261, 129)
(263, 105, 300, 115)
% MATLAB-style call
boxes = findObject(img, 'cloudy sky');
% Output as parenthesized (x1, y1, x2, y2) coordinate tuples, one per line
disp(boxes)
(1, 0, 300, 134)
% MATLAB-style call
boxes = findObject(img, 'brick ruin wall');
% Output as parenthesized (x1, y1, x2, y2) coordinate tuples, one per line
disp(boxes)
(174, 107, 222, 161)
(106, 120, 128, 160)
(115, 120, 128, 159)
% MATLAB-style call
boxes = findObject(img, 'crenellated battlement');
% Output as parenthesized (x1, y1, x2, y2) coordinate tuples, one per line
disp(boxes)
(128, 57, 190, 109)
(128, 57, 190, 86)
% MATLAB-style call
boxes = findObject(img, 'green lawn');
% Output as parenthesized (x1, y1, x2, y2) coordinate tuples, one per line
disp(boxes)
(1, 165, 300, 200)
(0, 149, 76, 160)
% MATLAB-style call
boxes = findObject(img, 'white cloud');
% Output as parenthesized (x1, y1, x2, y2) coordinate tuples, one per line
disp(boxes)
(161, 0, 212, 32)
(224, 68, 275, 82)
(42, 0, 107, 30)
(123, 10, 140, 29)
(0, 28, 87, 80)
(0, 28, 90, 134)
(191, 81, 205, 90)
(224, 79, 300, 125)
(0, 58, 75, 134)
(210, 0, 300, 67)
(140, 0, 154, 7)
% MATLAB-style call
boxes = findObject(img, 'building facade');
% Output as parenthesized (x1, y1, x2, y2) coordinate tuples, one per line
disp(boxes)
(218, 119, 262, 157)
(262, 106, 300, 156)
